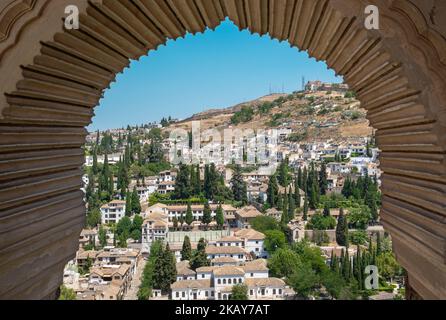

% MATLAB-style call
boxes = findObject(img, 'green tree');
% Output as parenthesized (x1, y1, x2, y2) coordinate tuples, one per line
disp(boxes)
(86, 208, 101, 228)
(131, 186, 142, 215)
(348, 205, 372, 229)
(98, 226, 107, 248)
(268, 248, 301, 278)
(116, 216, 132, 242)
(58, 285, 76, 300)
(131, 215, 143, 242)
(251, 216, 280, 234)
(288, 189, 296, 221)
(185, 203, 194, 226)
(306, 214, 336, 230)
(92, 147, 98, 175)
(190, 238, 210, 270)
(277, 160, 290, 187)
(163, 244, 177, 293)
(174, 164, 190, 199)
(267, 175, 279, 208)
(294, 178, 301, 207)
(202, 202, 212, 228)
(230, 165, 248, 204)
(264, 230, 287, 253)
(138, 241, 163, 300)
(288, 264, 319, 299)
(303, 196, 309, 221)
(319, 162, 328, 195)
(215, 204, 225, 230)
(230, 284, 249, 300)
(323, 204, 330, 217)
(335, 208, 349, 246)
(181, 236, 192, 261)
(376, 252, 403, 282)
(125, 192, 132, 217)
(349, 230, 368, 246)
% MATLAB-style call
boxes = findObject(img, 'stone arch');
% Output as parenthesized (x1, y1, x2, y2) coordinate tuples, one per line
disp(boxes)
(0, 0, 444, 299)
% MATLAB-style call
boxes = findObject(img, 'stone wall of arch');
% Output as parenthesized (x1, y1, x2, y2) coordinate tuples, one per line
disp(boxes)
(0, 0, 444, 299)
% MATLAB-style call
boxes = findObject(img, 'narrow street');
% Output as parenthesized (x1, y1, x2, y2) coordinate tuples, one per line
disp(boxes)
(124, 257, 146, 300)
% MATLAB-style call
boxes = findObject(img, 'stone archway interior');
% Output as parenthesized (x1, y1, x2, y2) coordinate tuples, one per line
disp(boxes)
(0, 0, 445, 299)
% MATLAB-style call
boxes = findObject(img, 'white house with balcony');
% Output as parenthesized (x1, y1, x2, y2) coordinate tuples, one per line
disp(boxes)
(171, 259, 291, 300)
(101, 200, 126, 225)
(141, 211, 169, 253)
(235, 229, 268, 259)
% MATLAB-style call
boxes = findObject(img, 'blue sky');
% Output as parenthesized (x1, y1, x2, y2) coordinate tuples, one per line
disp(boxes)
(91, 19, 341, 131)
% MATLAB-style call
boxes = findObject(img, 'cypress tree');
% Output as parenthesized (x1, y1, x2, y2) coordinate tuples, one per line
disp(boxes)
(319, 162, 328, 195)
(342, 249, 350, 280)
(92, 147, 98, 175)
(267, 175, 279, 208)
(108, 173, 114, 197)
(190, 238, 210, 270)
(179, 213, 185, 229)
(174, 164, 190, 200)
(294, 178, 301, 207)
(336, 208, 349, 247)
(216, 204, 224, 230)
(185, 203, 194, 226)
(131, 186, 141, 215)
(309, 184, 318, 209)
(283, 189, 288, 220)
(100, 154, 111, 199)
(125, 192, 132, 217)
(302, 167, 308, 193)
(181, 236, 192, 261)
(195, 165, 201, 195)
(297, 167, 303, 190)
(288, 188, 295, 221)
(231, 165, 248, 204)
(202, 202, 212, 229)
(204, 165, 211, 199)
(165, 244, 177, 293)
(303, 195, 309, 221)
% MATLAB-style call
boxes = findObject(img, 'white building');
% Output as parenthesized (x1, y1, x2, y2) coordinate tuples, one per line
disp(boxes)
(141, 211, 169, 253)
(171, 260, 290, 300)
(235, 206, 262, 229)
(235, 229, 268, 259)
(101, 200, 126, 225)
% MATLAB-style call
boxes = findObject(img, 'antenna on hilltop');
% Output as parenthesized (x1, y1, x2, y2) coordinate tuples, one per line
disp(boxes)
(302, 76, 306, 91)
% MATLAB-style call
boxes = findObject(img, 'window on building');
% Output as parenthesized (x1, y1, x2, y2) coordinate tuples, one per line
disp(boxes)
(223, 279, 226, 284)
(228, 279, 232, 284)
(218, 279, 221, 284)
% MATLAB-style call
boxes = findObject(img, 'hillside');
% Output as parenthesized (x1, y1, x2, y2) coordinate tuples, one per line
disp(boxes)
(164, 90, 373, 143)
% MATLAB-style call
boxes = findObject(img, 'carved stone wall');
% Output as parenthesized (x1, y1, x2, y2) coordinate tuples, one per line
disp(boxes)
(0, 0, 444, 299)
